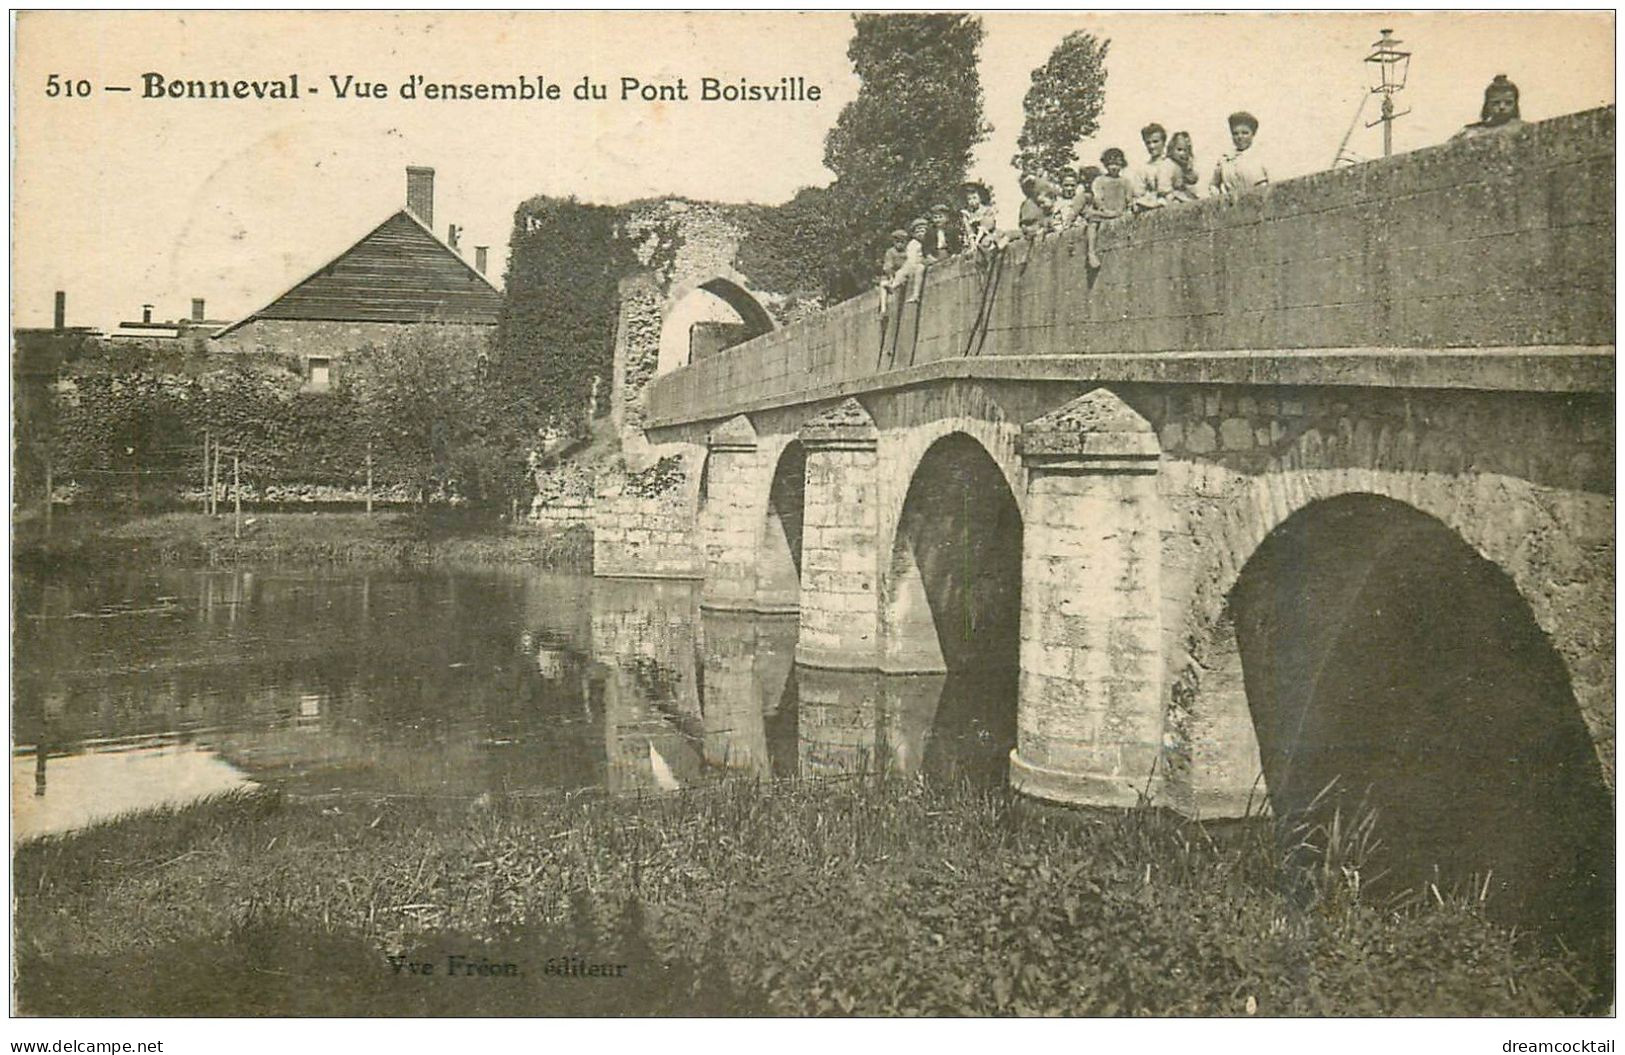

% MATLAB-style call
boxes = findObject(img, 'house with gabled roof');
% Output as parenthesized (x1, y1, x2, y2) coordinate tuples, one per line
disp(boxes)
(211, 166, 502, 389)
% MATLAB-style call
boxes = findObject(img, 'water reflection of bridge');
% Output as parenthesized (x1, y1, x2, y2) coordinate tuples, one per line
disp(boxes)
(14, 566, 1016, 838)
(584, 579, 1017, 795)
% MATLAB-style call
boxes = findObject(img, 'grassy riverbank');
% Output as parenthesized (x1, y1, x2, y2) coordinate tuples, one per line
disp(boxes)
(13, 510, 593, 570)
(14, 777, 1604, 1017)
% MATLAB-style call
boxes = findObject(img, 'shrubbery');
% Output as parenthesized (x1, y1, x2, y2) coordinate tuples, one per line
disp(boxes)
(33, 329, 535, 511)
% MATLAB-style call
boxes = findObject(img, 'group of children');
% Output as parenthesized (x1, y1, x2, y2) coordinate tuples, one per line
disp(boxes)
(1020, 112, 1271, 268)
(881, 110, 1272, 298)
(879, 190, 999, 310)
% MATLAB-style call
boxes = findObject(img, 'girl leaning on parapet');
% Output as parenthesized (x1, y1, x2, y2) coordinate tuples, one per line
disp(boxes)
(1210, 111, 1270, 198)
(1155, 131, 1203, 204)
(1453, 75, 1525, 140)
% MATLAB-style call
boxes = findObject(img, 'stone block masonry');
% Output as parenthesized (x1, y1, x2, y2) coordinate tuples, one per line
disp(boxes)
(698, 415, 768, 610)
(593, 491, 702, 579)
(794, 399, 881, 670)
(614, 105, 1614, 850)
(646, 107, 1613, 427)
(1012, 390, 1165, 807)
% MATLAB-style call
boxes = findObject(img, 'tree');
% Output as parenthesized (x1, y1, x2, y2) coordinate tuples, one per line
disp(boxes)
(339, 325, 491, 507)
(1012, 31, 1110, 181)
(821, 13, 991, 297)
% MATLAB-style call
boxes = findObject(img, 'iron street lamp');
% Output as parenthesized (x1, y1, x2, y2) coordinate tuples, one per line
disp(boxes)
(1364, 28, 1412, 157)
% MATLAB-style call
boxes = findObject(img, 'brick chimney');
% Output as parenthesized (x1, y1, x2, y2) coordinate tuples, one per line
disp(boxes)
(142, 304, 154, 324)
(191, 298, 206, 323)
(447, 223, 461, 250)
(54, 291, 65, 331)
(474, 246, 489, 275)
(406, 166, 435, 228)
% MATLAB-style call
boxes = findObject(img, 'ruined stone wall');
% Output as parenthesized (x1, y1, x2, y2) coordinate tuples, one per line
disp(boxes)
(592, 492, 703, 578)
(591, 441, 707, 578)
(610, 272, 664, 441)
(623, 199, 751, 292)
(612, 200, 753, 442)
(593, 198, 790, 564)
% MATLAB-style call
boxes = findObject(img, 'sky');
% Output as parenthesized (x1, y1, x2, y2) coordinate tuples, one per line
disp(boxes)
(12, 11, 1614, 331)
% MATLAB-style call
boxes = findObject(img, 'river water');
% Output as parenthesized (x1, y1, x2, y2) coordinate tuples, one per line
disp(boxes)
(12, 566, 1016, 840)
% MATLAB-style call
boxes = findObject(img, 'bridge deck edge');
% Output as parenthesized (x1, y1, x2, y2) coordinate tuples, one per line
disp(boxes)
(645, 346, 1615, 430)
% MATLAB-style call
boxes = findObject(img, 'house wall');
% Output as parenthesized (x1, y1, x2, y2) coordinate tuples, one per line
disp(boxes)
(211, 318, 498, 386)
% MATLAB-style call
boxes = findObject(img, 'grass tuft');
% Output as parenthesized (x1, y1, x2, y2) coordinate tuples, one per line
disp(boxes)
(13, 777, 1604, 1017)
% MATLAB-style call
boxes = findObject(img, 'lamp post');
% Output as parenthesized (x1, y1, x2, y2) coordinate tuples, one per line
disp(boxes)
(1364, 27, 1412, 157)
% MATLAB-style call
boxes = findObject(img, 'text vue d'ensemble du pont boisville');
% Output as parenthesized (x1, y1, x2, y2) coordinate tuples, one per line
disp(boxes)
(127, 72, 822, 103)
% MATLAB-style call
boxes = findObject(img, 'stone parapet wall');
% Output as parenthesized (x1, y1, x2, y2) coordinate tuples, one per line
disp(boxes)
(648, 107, 1614, 426)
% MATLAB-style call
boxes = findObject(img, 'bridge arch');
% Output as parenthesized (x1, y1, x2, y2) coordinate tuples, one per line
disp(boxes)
(756, 438, 806, 614)
(656, 273, 775, 377)
(874, 387, 1025, 558)
(880, 431, 1023, 675)
(1166, 458, 1611, 775)
(1174, 487, 1611, 947)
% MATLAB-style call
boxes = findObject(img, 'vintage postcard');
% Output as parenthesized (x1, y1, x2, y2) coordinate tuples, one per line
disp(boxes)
(9, 8, 1616, 1040)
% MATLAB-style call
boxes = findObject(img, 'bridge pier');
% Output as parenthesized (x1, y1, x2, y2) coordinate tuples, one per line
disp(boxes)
(794, 399, 881, 670)
(698, 415, 765, 612)
(1011, 389, 1167, 808)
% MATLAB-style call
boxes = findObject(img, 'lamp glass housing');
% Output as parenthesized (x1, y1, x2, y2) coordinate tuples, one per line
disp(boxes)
(1365, 31, 1411, 93)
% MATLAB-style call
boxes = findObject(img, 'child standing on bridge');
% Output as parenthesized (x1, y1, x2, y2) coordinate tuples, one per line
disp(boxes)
(961, 181, 1001, 263)
(1057, 169, 1085, 229)
(1453, 75, 1525, 140)
(1018, 176, 1052, 241)
(1131, 123, 1169, 213)
(900, 217, 929, 302)
(927, 202, 965, 261)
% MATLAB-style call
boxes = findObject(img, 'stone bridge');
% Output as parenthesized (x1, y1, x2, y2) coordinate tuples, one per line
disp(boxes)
(595, 108, 1614, 927)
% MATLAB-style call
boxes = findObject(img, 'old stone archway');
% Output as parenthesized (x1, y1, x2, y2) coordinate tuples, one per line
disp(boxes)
(656, 275, 776, 377)
(1227, 493, 1612, 949)
(881, 432, 1023, 674)
(878, 433, 1023, 779)
(757, 440, 806, 614)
